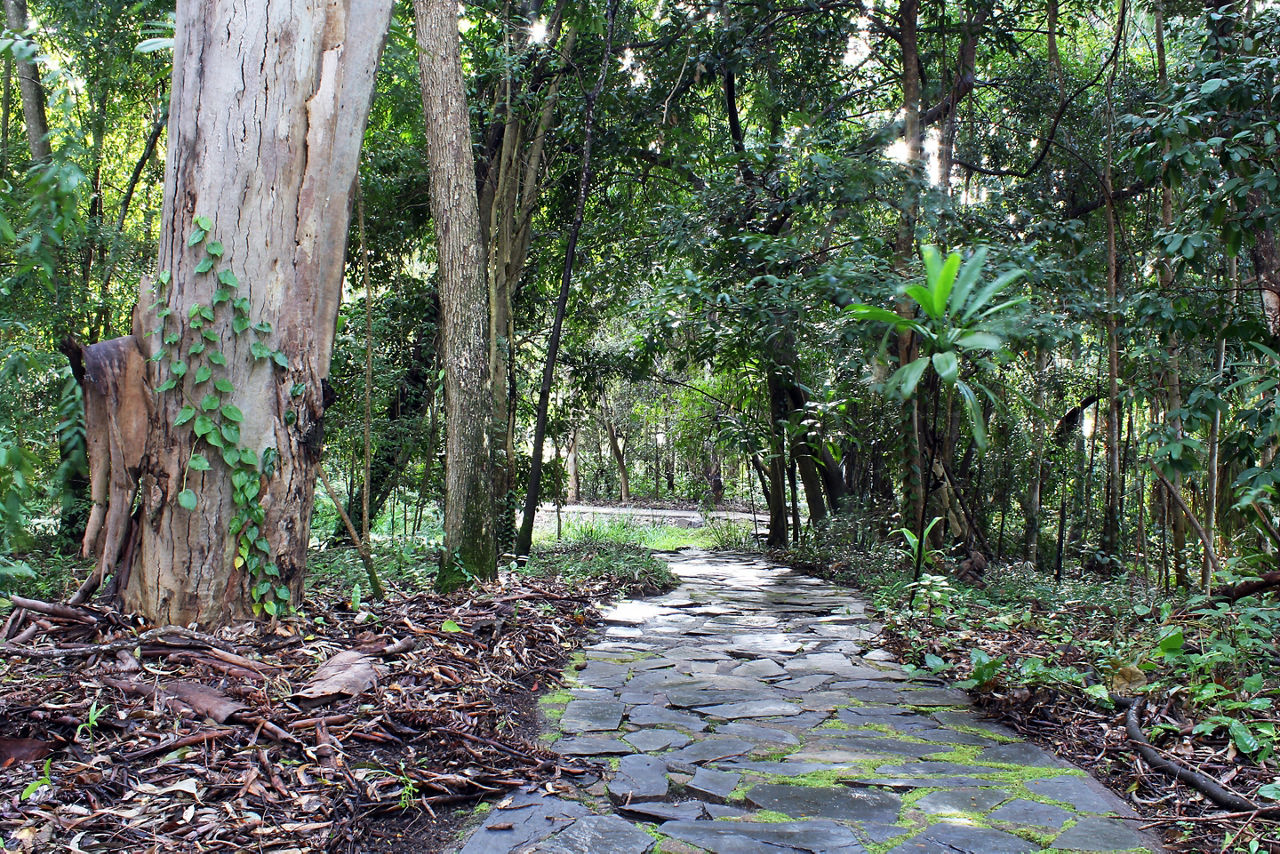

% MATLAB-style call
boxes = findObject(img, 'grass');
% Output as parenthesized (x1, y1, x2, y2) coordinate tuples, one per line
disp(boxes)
(521, 541, 680, 596)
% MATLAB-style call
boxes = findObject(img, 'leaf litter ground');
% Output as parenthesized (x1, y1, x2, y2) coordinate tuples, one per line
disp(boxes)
(0, 573, 642, 853)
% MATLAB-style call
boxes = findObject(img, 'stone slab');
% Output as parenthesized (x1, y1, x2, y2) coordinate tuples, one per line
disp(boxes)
(459, 791, 590, 854)
(560, 699, 624, 733)
(685, 766, 741, 803)
(886, 822, 1035, 854)
(531, 814, 655, 853)
(745, 783, 900, 824)
(607, 755, 669, 804)
(659, 819, 867, 854)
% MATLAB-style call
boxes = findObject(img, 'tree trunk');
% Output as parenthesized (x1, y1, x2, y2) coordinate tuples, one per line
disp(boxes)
(416, 0, 496, 588)
(893, 0, 925, 530)
(567, 427, 580, 503)
(2, 0, 49, 163)
(124, 0, 392, 627)
(603, 413, 630, 502)
(765, 371, 790, 547)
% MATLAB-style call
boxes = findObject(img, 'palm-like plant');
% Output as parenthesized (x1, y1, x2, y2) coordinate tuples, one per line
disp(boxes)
(849, 246, 1025, 595)
(850, 245, 1025, 451)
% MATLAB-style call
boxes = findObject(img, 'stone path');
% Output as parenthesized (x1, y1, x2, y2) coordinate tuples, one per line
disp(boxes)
(454, 550, 1161, 854)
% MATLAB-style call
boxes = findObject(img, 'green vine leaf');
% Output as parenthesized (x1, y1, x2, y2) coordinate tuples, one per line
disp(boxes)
(193, 215, 213, 232)
(218, 270, 239, 288)
(221, 423, 241, 444)
(187, 227, 206, 246)
(174, 405, 197, 426)
(170, 361, 187, 377)
(232, 317, 250, 334)
(209, 351, 227, 366)
(177, 489, 198, 511)
(189, 341, 205, 357)
(193, 415, 215, 438)
(221, 404, 244, 423)
(187, 453, 211, 472)
(214, 378, 234, 394)
(206, 240, 224, 257)
(200, 394, 219, 411)
(271, 351, 288, 369)
(194, 257, 213, 274)
(155, 378, 177, 393)
(194, 366, 212, 385)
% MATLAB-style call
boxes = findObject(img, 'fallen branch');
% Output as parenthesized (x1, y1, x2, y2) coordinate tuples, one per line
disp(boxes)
(0, 626, 236, 660)
(1117, 696, 1257, 813)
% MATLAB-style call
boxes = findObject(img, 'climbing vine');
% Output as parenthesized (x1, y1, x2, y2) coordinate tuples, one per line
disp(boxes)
(148, 216, 295, 616)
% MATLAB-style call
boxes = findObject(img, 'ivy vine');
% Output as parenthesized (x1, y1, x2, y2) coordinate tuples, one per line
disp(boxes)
(148, 216, 297, 617)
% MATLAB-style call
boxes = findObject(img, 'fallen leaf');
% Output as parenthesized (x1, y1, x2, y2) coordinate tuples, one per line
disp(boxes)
(293, 650, 380, 707)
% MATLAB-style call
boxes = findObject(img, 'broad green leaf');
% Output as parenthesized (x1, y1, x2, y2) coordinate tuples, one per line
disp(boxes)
(904, 284, 940, 320)
(214, 378, 234, 393)
(193, 415, 215, 437)
(932, 252, 962, 316)
(1229, 719, 1260, 754)
(961, 268, 1025, 322)
(193, 215, 213, 231)
(887, 356, 929, 400)
(956, 381, 988, 453)
(932, 351, 959, 385)
(1158, 627, 1184, 653)
(206, 240, 224, 257)
(194, 365, 212, 384)
(201, 394, 219, 411)
(221, 404, 244, 422)
(441, 619, 462, 633)
(174, 405, 197, 426)
(956, 331, 1003, 351)
(194, 257, 213, 274)
(949, 246, 988, 314)
(187, 227, 206, 246)
(218, 269, 239, 288)
(177, 489, 198, 511)
(187, 453, 211, 472)
(849, 304, 921, 332)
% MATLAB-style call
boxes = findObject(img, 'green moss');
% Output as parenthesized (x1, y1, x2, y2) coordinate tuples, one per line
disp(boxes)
(817, 719, 850, 730)
(746, 809, 793, 823)
(539, 688, 573, 707)
(923, 744, 981, 763)
(472, 801, 492, 815)
(539, 732, 561, 744)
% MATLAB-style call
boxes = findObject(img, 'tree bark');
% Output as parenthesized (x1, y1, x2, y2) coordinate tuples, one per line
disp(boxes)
(416, 0, 496, 588)
(2, 0, 49, 163)
(124, 0, 393, 627)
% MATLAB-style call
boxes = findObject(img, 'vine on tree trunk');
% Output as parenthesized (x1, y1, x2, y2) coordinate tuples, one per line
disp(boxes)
(148, 217, 295, 617)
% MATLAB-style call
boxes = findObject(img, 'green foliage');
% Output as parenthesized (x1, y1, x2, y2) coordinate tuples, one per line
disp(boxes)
(850, 246, 1026, 452)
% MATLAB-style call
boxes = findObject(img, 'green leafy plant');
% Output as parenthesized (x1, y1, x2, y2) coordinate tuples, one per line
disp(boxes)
(150, 218, 295, 617)
(20, 759, 51, 801)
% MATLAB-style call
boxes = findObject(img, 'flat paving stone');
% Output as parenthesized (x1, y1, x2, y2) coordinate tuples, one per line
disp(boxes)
(915, 786, 1011, 815)
(615, 800, 710, 822)
(553, 736, 634, 756)
(1052, 816, 1151, 851)
(886, 822, 1036, 853)
(684, 766, 740, 802)
(607, 755, 670, 803)
(459, 790, 590, 854)
(622, 729, 690, 752)
(977, 741, 1069, 768)
(531, 815, 654, 853)
(988, 798, 1074, 829)
(659, 819, 867, 854)
(715, 721, 801, 745)
(663, 737, 755, 769)
(745, 783, 900, 824)
(698, 698, 803, 718)
(560, 700, 624, 733)
(627, 704, 708, 732)
(1025, 774, 1129, 815)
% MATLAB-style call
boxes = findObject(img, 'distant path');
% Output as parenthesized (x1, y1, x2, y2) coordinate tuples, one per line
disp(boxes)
(530, 503, 764, 529)
(454, 550, 1161, 853)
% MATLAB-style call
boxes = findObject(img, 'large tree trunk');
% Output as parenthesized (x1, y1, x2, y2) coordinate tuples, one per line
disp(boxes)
(416, 0, 496, 588)
(124, 0, 392, 627)
(2, 0, 49, 163)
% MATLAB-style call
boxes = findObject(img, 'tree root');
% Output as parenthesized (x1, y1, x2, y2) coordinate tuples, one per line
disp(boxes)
(1117, 695, 1257, 813)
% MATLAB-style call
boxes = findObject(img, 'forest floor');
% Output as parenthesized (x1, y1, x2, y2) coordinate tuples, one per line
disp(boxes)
(0, 541, 678, 853)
